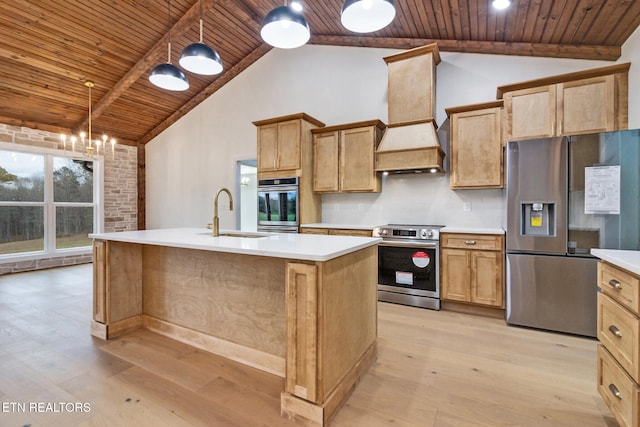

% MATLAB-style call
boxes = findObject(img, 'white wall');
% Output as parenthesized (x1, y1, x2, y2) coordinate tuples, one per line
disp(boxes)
(147, 35, 640, 230)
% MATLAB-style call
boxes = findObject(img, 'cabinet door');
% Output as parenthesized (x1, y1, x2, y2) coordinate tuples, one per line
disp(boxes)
(558, 75, 616, 136)
(277, 119, 301, 171)
(505, 85, 556, 141)
(470, 250, 504, 307)
(340, 126, 379, 192)
(257, 124, 278, 172)
(313, 131, 339, 192)
(441, 248, 470, 302)
(450, 107, 503, 189)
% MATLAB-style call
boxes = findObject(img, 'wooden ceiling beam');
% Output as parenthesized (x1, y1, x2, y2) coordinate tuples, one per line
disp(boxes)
(309, 35, 621, 61)
(138, 43, 271, 145)
(73, 0, 223, 133)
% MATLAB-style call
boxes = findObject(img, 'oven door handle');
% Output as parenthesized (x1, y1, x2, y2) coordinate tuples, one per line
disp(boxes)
(378, 240, 438, 248)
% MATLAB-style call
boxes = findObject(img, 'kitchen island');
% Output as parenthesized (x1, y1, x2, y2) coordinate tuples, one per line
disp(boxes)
(89, 228, 380, 426)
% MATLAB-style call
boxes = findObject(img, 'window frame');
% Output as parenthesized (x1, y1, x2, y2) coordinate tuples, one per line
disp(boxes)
(0, 142, 104, 261)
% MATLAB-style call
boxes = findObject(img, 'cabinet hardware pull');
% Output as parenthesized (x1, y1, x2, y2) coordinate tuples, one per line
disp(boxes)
(608, 279, 622, 290)
(609, 325, 623, 338)
(465, 240, 476, 245)
(609, 383, 622, 400)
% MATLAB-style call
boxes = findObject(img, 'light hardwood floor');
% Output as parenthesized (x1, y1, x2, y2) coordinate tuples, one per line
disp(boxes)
(0, 264, 616, 426)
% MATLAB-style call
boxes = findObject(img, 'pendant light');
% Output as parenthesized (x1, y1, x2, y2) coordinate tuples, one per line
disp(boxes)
(261, 2, 310, 49)
(341, 0, 396, 33)
(149, 0, 189, 91)
(492, 0, 511, 10)
(179, 0, 223, 75)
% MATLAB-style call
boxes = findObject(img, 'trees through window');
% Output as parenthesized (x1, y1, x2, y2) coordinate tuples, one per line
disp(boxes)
(0, 148, 98, 257)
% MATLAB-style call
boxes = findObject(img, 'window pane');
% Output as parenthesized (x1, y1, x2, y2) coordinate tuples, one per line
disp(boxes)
(0, 206, 44, 254)
(56, 206, 93, 249)
(0, 150, 45, 201)
(53, 157, 93, 203)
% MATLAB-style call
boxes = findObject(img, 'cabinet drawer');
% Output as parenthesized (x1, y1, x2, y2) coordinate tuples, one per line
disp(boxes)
(599, 262, 640, 315)
(300, 228, 329, 235)
(328, 229, 372, 237)
(441, 234, 503, 251)
(597, 344, 640, 427)
(598, 292, 640, 383)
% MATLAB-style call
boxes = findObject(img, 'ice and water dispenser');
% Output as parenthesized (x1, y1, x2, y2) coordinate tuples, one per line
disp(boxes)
(521, 202, 556, 237)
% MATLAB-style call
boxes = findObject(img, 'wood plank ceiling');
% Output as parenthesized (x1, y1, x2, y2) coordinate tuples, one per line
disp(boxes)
(1, 0, 639, 147)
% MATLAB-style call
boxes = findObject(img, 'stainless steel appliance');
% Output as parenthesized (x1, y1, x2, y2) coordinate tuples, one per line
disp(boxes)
(257, 177, 299, 233)
(373, 224, 443, 310)
(506, 131, 640, 337)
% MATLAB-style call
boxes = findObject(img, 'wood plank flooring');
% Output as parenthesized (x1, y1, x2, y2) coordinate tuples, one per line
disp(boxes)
(0, 264, 616, 426)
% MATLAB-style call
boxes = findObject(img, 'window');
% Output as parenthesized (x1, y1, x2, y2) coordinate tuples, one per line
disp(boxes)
(0, 145, 102, 259)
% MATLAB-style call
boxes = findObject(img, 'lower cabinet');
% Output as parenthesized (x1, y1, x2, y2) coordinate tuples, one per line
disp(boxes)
(596, 261, 640, 427)
(440, 233, 504, 308)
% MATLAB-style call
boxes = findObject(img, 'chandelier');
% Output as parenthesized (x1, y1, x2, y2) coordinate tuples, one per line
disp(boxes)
(60, 81, 116, 159)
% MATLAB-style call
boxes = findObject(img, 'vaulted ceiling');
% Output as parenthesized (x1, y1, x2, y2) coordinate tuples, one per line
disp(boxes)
(1, 0, 639, 147)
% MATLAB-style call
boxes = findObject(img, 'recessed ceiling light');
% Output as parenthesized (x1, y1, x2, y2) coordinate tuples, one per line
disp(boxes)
(291, 1, 303, 12)
(492, 0, 511, 10)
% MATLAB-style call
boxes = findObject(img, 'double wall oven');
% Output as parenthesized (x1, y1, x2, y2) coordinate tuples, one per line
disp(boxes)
(373, 224, 443, 310)
(257, 177, 299, 233)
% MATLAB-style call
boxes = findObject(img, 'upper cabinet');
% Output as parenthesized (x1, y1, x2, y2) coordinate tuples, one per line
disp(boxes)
(445, 101, 503, 190)
(253, 113, 325, 175)
(312, 120, 385, 193)
(498, 63, 630, 142)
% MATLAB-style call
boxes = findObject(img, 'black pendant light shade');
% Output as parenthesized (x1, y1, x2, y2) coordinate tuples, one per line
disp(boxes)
(179, 0, 224, 75)
(180, 42, 223, 75)
(149, 0, 189, 91)
(260, 5, 310, 49)
(149, 62, 190, 91)
(341, 0, 396, 33)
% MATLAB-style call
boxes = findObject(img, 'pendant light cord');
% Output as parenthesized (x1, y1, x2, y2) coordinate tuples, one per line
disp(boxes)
(167, 0, 172, 63)
(199, 0, 204, 43)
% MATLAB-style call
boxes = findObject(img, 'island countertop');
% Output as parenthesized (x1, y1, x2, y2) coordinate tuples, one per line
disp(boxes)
(89, 227, 381, 262)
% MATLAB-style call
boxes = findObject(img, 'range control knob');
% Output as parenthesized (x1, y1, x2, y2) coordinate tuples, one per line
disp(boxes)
(381, 229, 388, 236)
(423, 229, 434, 238)
(420, 229, 428, 238)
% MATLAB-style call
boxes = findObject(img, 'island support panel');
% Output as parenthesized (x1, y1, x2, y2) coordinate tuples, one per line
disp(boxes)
(282, 245, 378, 426)
(91, 240, 143, 339)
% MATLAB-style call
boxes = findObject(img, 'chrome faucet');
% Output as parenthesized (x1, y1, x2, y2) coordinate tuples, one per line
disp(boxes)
(213, 188, 233, 237)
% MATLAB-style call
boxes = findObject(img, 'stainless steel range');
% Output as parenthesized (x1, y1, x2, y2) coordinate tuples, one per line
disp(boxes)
(373, 224, 443, 310)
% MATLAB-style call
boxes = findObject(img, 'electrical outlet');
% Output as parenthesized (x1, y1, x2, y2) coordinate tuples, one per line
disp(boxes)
(463, 202, 471, 212)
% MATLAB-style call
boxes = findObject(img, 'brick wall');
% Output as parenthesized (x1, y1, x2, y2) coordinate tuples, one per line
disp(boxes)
(0, 123, 138, 274)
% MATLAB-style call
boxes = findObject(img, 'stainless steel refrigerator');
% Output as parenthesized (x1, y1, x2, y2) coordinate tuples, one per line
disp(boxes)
(506, 130, 640, 337)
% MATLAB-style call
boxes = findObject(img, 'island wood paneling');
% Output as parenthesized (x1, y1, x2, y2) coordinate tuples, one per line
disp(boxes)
(142, 245, 286, 359)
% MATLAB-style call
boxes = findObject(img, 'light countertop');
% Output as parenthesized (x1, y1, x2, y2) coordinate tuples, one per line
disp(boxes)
(301, 223, 380, 230)
(89, 227, 381, 262)
(591, 249, 640, 276)
(441, 226, 505, 235)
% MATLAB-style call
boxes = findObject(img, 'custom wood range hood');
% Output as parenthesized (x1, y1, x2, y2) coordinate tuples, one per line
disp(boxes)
(375, 43, 445, 174)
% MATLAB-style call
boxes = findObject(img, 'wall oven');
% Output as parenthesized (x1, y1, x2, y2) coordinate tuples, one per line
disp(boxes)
(373, 224, 443, 310)
(257, 177, 299, 233)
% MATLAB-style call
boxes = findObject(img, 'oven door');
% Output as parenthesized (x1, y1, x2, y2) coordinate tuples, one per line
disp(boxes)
(378, 240, 439, 298)
(257, 185, 299, 229)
